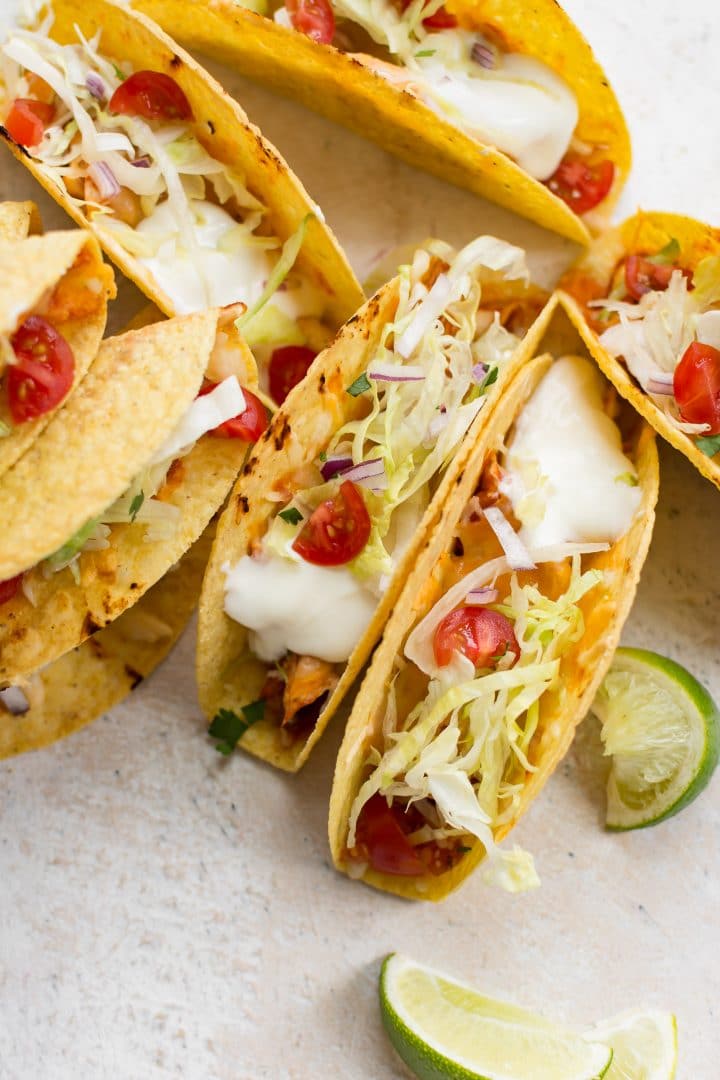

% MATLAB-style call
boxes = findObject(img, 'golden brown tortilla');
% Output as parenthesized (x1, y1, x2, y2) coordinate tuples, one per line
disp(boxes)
(0, 200, 41, 241)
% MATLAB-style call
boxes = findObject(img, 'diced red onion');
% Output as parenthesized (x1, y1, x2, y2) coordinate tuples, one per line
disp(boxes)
(87, 161, 120, 201)
(647, 373, 674, 396)
(131, 155, 152, 168)
(471, 361, 488, 384)
(85, 72, 107, 100)
(465, 586, 499, 605)
(483, 506, 536, 570)
(321, 456, 353, 481)
(0, 685, 29, 715)
(471, 40, 497, 69)
(339, 457, 387, 491)
(368, 362, 425, 383)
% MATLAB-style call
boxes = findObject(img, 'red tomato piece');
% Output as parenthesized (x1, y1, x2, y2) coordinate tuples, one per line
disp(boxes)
(545, 157, 614, 215)
(0, 574, 23, 605)
(199, 383, 269, 441)
(109, 71, 193, 121)
(8, 316, 75, 424)
(4, 99, 55, 147)
(673, 342, 720, 436)
(286, 0, 335, 44)
(268, 345, 317, 404)
(292, 480, 371, 566)
(355, 793, 426, 876)
(420, 5, 457, 28)
(433, 606, 520, 669)
(624, 255, 676, 302)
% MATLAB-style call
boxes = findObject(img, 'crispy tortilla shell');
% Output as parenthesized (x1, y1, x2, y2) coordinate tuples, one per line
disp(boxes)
(135, 0, 630, 245)
(0, 200, 41, 241)
(196, 269, 558, 773)
(0, 525, 213, 758)
(328, 303, 659, 900)
(560, 211, 720, 491)
(1, 0, 363, 329)
(0, 229, 114, 479)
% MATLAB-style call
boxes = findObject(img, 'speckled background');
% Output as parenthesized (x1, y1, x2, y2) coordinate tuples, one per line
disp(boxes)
(0, 1, 718, 1077)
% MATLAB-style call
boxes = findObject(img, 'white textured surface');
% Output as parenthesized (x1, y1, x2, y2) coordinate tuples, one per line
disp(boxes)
(1, 2, 719, 1077)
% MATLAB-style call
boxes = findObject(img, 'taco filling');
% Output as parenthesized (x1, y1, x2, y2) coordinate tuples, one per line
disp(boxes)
(341, 354, 642, 890)
(221, 237, 539, 739)
(0, 17, 333, 394)
(269, 0, 613, 212)
(588, 241, 720, 452)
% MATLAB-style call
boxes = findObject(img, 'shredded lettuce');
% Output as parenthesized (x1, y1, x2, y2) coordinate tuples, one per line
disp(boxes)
(235, 214, 312, 332)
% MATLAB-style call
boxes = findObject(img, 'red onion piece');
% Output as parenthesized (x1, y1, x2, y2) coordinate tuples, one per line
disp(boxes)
(339, 456, 387, 490)
(87, 161, 120, 201)
(647, 374, 675, 395)
(368, 363, 425, 383)
(471, 361, 488, 384)
(483, 506, 536, 570)
(0, 685, 29, 715)
(85, 72, 107, 100)
(131, 156, 152, 168)
(471, 40, 497, 69)
(465, 586, 499, 605)
(321, 456, 353, 481)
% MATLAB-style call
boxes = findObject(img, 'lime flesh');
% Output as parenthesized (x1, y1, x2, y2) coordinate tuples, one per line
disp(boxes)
(593, 647, 719, 830)
(379, 954, 612, 1080)
(585, 1009, 677, 1079)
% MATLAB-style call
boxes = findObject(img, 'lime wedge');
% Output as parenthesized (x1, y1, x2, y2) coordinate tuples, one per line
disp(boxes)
(585, 1010, 677, 1079)
(379, 954, 612, 1080)
(593, 647, 719, 830)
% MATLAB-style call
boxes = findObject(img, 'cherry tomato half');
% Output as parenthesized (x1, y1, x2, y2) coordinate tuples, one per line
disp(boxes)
(546, 156, 614, 216)
(200, 383, 269, 442)
(673, 342, 720, 436)
(268, 345, 317, 404)
(4, 98, 55, 147)
(433, 605, 520, 669)
(286, 0, 335, 44)
(292, 480, 371, 566)
(399, 0, 457, 28)
(355, 793, 426, 876)
(624, 255, 677, 302)
(0, 574, 23, 605)
(8, 316, 75, 424)
(109, 71, 193, 121)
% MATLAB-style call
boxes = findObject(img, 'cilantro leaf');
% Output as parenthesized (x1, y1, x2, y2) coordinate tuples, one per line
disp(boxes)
(478, 366, 499, 393)
(696, 433, 720, 458)
(415, 49, 435, 57)
(347, 372, 371, 397)
(129, 491, 145, 522)
(113, 63, 127, 82)
(279, 507, 303, 526)
(208, 701, 266, 756)
(319, 450, 327, 462)
(615, 472, 639, 487)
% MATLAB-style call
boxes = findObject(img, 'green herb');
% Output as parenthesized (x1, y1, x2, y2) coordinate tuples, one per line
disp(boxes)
(615, 472, 639, 486)
(458, 845, 473, 854)
(415, 49, 435, 57)
(209, 701, 265, 756)
(478, 366, 499, 394)
(0, 420, 10, 438)
(649, 238, 681, 265)
(112, 63, 127, 82)
(319, 450, 327, 462)
(696, 433, 720, 458)
(347, 372, 371, 397)
(279, 507, 303, 526)
(129, 491, 145, 522)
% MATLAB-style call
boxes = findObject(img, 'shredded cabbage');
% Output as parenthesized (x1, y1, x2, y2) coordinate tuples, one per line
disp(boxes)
(347, 554, 603, 891)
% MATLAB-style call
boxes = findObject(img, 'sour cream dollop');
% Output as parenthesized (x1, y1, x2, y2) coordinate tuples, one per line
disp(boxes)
(499, 355, 641, 547)
(223, 555, 377, 664)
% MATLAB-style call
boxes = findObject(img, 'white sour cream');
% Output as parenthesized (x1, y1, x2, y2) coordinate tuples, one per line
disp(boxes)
(499, 355, 641, 547)
(223, 555, 377, 664)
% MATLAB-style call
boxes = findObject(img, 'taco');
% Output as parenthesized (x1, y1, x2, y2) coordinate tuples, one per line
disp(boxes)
(0, 224, 114, 479)
(0, 306, 261, 685)
(0, 198, 41, 240)
(560, 211, 720, 490)
(0, 524, 214, 758)
(328, 300, 659, 901)
(0, 0, 364, 400)
(133, 0, 629, 245)
(196, 235, 556, 772)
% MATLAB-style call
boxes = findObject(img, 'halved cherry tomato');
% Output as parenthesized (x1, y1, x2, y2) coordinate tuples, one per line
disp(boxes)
(8, 316, 75, 424)
(354, 793, 426, 876)
(546, 156, 614, 215)
(399, 0, 457, 28)
(200, 382, 269, 441)
(624, 255, 676, 302)
(0, 575, 22, 605)
(433, 606, 520, 669)
(268, 345, 317, 404)
(109, 71, 193, 121)
(292, 480, 371, 566)
(4, 99, 55, 147)
(286, 0, 335, 44)
(673, 342, 720, 436)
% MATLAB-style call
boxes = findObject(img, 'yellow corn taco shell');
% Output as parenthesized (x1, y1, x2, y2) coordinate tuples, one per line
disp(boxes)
(328, 300, 659, 900)
(0, 199, 41, 241)
(0, 311, 257, 681)
(135, 0, 630, 245)
(0, 228, 114, 479)
(0, 0, 363, 333)
(0, 524, 213, 758)
(560, 211, 720, 491)
(196, 256, 557, 774)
